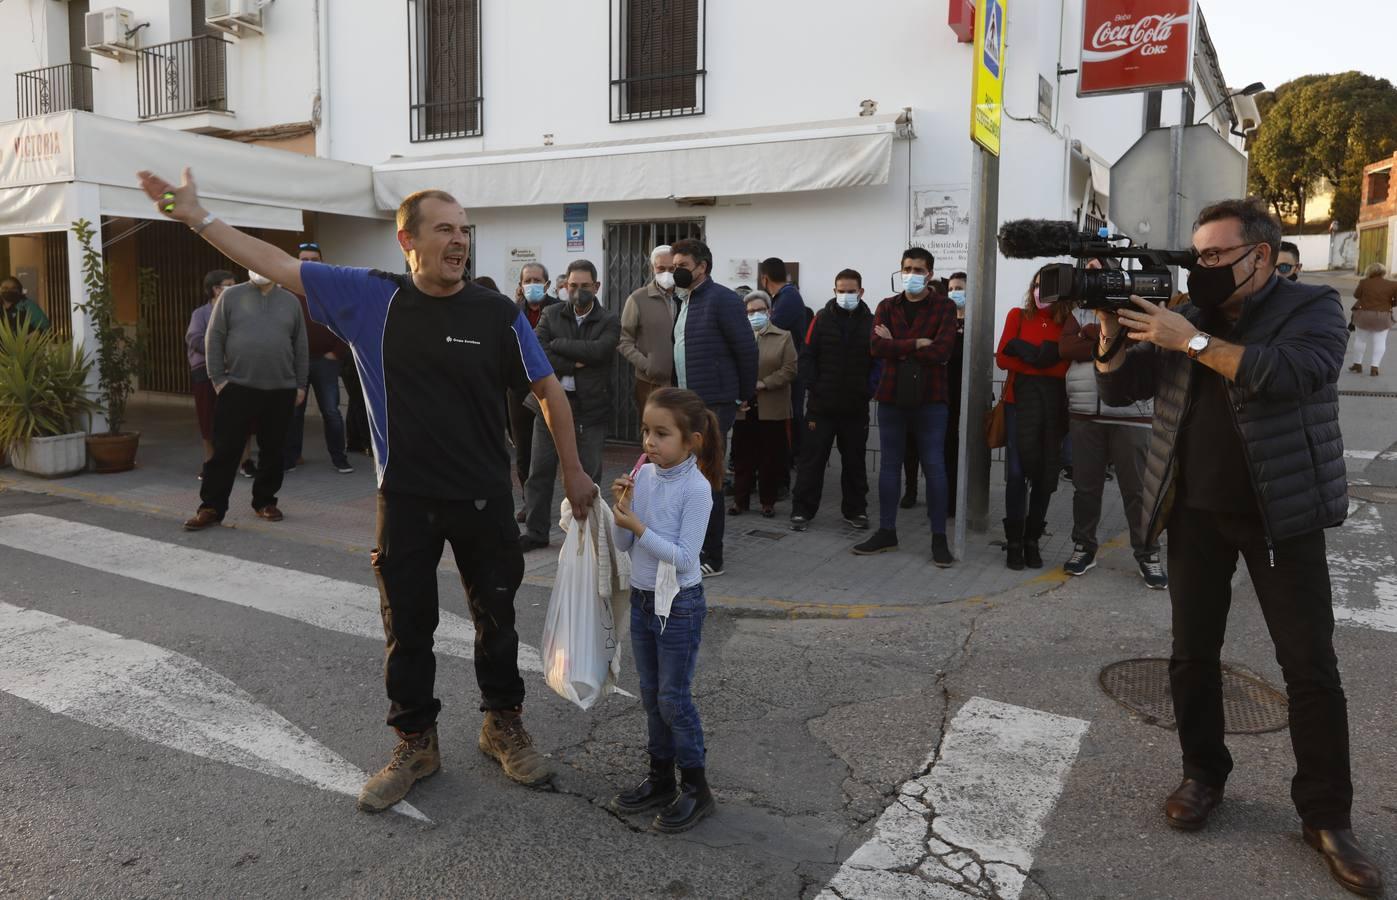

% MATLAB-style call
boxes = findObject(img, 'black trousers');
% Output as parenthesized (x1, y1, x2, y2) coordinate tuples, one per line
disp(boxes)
(732, 416, 787, 509)
(342, 353, 371, 453)
(200, 384, 295, 515)
(372, 491, 526, 734)
(792, 409, 868, 520)
(1167, 505, 1352, 829)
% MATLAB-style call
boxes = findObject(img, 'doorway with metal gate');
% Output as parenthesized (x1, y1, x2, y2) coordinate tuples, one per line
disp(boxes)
(603, 218, 705, 441)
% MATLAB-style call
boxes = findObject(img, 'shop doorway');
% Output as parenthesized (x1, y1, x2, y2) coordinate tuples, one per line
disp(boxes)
(602, 218, 704, 442)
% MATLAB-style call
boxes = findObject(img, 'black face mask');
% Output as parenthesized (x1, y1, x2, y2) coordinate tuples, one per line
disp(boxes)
(1286, 271, 1299, 282)
(0, 290, 22, 306)
(571, 288, 595, 310)
(1186, 246, 1258, 311)
(672, 266, 695, 289)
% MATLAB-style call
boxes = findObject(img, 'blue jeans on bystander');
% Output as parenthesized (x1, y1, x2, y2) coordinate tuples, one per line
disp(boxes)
(876, 402, 949, 533)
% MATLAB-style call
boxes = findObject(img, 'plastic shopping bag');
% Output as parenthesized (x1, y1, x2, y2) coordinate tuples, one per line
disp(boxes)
(541, 503, 627, 710)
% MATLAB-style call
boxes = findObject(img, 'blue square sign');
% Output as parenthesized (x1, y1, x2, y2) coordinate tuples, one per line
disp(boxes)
(982, 0, 1003, 79)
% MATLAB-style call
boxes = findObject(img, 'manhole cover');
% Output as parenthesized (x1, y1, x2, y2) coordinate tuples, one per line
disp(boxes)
(744, 528, 787, 541)
(1349, 484, 1397, 504)
(1099, 658, 1289, 734)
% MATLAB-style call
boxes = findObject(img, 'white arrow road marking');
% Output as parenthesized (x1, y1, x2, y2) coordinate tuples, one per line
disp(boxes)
(0, 513, 543, 673)
(0, 601, 427, 821)
(820, 697, 1089, 900)
(1332, 502, 1397, 633)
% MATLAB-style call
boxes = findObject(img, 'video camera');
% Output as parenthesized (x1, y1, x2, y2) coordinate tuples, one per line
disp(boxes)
(996, 219, 1197, 311)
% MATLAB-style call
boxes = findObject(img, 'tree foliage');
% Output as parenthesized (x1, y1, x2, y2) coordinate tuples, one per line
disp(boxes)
(1247, 72, 1397, 230)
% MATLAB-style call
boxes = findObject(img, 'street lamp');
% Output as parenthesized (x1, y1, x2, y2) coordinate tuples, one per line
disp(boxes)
(1200, 81, 1265, 123)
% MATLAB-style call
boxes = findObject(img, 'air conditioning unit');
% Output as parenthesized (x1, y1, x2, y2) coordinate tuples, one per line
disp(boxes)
(206, 0, 264, 37)
(84, 7, 138, 60)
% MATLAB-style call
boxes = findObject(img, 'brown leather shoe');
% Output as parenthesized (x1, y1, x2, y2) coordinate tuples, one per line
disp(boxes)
(255, 505, 284, 522)
(1164, 778, 1223, 830)
(1303, 826, 1385, 897)
(183, 507, 223, 531)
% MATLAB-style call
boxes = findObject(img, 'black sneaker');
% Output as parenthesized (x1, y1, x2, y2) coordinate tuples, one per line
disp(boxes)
(790, 515, 809, 532)
(334, 460, 355, 474)
(1139, 554, 1168, 590)
(700, 561, 725, 578)
(239, 460, 256, 479)
(1064, 544, 1097, 576)
(931, 533, 953, 568)
(844, 514, 870, 530)
(852, 529, 898, 555)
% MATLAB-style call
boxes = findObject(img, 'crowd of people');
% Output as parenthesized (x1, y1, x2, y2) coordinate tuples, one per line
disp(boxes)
(124, 165, 1389, 892)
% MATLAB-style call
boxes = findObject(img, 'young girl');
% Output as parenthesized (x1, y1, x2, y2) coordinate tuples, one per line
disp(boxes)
(608, 387, 721, 833)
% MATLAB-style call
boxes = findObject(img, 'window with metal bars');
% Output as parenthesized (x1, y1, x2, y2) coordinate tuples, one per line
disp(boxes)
(406, 0, 482, 142)
(609, 0, 705, 123)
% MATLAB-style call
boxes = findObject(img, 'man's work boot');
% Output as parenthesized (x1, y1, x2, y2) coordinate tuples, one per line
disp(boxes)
(479, 708, 554, 786)
(653, 766, 715, 834)
(357, 727, 440, 813)
(610, 755, 678, 814)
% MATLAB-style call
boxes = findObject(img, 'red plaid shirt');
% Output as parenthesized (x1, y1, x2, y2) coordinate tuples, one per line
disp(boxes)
(871, 292, 959, 404)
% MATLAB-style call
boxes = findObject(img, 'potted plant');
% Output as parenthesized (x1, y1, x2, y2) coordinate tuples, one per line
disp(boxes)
(0, 319, 96, 477)
(72, 218, 151, 473)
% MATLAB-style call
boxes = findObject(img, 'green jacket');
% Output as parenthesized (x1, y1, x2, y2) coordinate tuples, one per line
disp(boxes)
(2, 298, 50, 332)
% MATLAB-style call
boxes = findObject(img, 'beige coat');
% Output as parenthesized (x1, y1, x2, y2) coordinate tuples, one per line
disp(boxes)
(618, 280, 677, 386)
(747, 325, 797, 421)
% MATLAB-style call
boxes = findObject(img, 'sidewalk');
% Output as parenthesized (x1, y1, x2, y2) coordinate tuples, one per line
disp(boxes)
(0, 392, 1137, 615)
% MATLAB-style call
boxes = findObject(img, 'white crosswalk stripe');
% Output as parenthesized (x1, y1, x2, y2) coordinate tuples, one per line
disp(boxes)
(0, 513, 544, 672)
(1332, 502, 1397, 632)
(0, 601, 426, 821)
(820, 697, 1089, 900)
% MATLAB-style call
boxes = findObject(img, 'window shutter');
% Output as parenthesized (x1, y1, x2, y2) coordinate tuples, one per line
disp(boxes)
(422, 0, 480, 139)
(624, 0, 698, 117)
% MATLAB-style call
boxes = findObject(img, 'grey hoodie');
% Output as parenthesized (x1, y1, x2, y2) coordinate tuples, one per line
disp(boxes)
(205, 282, 309, 391)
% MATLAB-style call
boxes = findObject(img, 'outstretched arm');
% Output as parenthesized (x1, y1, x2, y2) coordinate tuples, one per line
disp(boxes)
(137, 168, 302, 294)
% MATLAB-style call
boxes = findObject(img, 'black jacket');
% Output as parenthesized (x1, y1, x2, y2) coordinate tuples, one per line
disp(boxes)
(529, 301, 622, 428)
(1098, 275, 1348, 546)
(801, 298, 875, 417)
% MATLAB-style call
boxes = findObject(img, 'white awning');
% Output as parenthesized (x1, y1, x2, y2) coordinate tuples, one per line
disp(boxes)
(0, 111, 385, 233)
(373, 114, 908, 210)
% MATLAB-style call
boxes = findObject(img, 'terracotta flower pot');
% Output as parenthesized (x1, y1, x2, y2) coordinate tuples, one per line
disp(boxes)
(86, 431, 141, 474)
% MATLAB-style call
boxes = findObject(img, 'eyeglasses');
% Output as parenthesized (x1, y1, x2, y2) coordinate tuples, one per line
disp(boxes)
(298, 242, 320, 252)
(1276, 263, 1296, 274)
(1193, 242, 1256, 268)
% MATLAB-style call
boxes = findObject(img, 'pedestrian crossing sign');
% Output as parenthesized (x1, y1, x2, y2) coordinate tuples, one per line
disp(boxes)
(971, 0, 1006, 156)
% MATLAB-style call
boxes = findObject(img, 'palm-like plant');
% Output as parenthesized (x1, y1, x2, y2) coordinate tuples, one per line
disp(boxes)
(72, 218, 147, 434)
(0, 318, 96, 451)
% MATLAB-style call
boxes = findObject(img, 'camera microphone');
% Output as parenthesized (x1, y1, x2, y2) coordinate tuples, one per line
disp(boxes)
(996, 219, 1087, 259)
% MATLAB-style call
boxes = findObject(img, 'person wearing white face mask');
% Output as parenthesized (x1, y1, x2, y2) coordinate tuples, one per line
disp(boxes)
(508, 262, 558, 521)
(790, 269, 876, 532)
(728, 291, 796, 517)
(619, 245, 681, 419)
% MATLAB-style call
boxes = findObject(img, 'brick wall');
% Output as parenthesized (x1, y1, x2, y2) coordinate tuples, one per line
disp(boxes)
(1359, 152, 1397, 225)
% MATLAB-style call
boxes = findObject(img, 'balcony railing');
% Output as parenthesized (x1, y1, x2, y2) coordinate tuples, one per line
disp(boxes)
(137, 35, 230, 120)
(16, 63, 96, 118)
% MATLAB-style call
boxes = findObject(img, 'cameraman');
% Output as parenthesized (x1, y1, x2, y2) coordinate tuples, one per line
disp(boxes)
(1095, 199, 1381, 897)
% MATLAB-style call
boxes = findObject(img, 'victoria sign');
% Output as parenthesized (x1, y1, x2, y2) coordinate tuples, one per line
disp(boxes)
(1078, 0, 1195, 97)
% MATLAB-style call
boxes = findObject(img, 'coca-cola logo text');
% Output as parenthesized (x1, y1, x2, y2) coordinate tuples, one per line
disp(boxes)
(1083, 12, 1190, 61)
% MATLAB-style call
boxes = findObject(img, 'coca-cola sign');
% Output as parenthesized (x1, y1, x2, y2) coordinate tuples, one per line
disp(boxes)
(1078, 0, 1195, 96)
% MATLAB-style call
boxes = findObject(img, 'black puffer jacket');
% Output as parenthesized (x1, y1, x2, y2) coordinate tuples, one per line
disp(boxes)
(1098, 275, 1348, 546)
(800, 298, 875, 416)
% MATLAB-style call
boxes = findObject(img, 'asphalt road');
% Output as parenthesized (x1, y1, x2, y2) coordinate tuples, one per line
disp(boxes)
(1, 272, 1394, 899)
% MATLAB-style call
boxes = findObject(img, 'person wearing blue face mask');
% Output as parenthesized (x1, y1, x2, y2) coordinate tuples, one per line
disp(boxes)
(728, 291, 796, 517)
(508, 262, 558, 521)
(854, 248, 959, 566)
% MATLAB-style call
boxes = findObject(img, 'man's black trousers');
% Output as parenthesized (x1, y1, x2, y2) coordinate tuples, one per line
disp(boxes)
(1167, 505, 1352, 829)
(200, 384, 295, 515)
(792, 410, 869, 521)
(372, 491, 526, 734)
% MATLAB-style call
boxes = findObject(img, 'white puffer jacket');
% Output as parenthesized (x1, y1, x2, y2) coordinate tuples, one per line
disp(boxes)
(1066, 309, 1153, 420)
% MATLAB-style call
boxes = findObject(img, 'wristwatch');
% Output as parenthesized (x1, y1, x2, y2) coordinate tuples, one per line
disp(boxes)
(190, 212, 217, 236)
(1186, 332, 1211, 359)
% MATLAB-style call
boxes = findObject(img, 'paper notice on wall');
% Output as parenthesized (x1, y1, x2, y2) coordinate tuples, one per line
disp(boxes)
(727, 258, 761, 288)
(910, 184, 971, 275)
(506, 247, 541, 287)
(566, 222, 585, 252)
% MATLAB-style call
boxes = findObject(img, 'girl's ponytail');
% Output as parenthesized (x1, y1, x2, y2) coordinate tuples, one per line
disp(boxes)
(696, 408, 724, 492)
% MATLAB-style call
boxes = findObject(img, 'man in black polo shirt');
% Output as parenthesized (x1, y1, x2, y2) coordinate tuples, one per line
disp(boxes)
(138, 168, 595, 814)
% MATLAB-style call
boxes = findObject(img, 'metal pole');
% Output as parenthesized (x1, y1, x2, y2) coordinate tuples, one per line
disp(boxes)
(1167, 123, 1185, 282)
(955, 145, 1000, 556)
